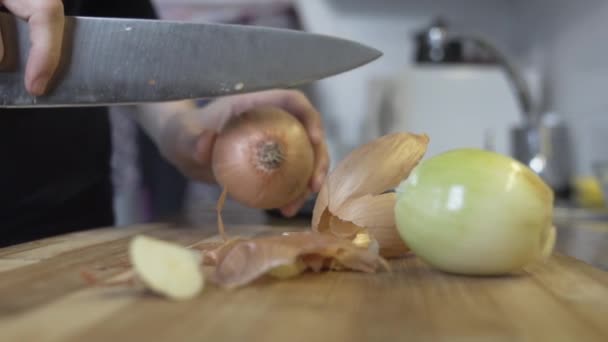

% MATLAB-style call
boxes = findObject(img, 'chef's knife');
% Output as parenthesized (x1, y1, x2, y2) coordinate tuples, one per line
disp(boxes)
(0, 12, 382, 108)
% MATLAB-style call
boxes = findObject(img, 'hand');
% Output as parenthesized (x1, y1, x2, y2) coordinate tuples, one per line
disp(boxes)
(145, 90, 330, 217)
(0, 0, 65, 95)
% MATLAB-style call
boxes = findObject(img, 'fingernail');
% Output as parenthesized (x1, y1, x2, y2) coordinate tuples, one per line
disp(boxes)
(30, 78, 48, 96)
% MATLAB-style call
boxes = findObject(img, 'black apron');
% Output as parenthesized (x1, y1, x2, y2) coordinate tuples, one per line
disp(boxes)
(0, 0, 158, 247)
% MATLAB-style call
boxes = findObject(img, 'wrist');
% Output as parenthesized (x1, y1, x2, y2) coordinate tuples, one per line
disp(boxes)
(134, 101, 196, 143)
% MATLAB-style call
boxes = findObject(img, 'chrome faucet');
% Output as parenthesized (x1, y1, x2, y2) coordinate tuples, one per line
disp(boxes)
(416, 19, 573, 199)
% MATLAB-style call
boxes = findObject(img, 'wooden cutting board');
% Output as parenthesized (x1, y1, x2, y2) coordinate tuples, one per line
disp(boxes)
(1, 222, 607, 342)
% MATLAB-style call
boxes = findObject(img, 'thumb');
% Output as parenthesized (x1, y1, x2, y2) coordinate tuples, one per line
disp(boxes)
(193, 129, 218, 166)
(163, 126, 218, 183)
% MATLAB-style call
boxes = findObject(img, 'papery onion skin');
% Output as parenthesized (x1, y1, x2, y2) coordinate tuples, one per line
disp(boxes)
(212, 106, 314, 209)
(312, 132, 430, 228)
(311, 132, 429, 258)
(268, 259, 307, 279)
(394, 148, 555, 275)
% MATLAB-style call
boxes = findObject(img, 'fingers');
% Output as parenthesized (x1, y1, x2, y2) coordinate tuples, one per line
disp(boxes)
(254, 90, 329, 216)
(310, 141, 330, 192)
(280, 190, 311, 218)
(194, 129, 217, 166)
(222, 89, 325, 145)
(0, 27, 4, 63)
(3, 0, 65, 95)
(25, 0, 65, 95)
(179, 127, 217, 183)
(279, 91, 330, 193)
(168, 130, 217, 184)
(280, 91, 324, 145)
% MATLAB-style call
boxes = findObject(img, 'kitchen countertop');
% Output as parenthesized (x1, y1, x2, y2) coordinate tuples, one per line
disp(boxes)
(553, 206, 608, 271)
(1, 205, 607, 341)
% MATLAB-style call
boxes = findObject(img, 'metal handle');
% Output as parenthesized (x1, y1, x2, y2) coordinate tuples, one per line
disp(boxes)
(445, 32, 536, 123)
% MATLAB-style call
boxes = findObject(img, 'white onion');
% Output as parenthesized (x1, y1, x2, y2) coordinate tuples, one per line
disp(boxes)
(394, 148, 555, 275)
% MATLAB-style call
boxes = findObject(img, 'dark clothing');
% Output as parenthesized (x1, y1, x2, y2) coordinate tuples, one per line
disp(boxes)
(0, 0, 159, 247)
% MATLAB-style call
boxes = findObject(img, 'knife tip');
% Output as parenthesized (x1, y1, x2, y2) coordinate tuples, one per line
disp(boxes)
(371, 47, 384, 60)
(359, 44, 384, 66)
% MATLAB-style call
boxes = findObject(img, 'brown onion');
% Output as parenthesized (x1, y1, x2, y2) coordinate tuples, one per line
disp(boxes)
(212, 106, 314, 209)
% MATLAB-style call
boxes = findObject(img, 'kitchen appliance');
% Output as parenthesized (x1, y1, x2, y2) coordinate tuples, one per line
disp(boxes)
(382, 19, 523, 159)
(0, 12, 381, 107)
(376, 19, 573, 198)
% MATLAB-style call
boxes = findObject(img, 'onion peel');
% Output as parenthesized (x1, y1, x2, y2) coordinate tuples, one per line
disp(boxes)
(311, 132, 429, 258)
(328, 215, 364, 238)
(216, 187, 228, 241)
(312, 132, 429, 223)
(335, 193, 410, 257)
(201, 231, 389, 289)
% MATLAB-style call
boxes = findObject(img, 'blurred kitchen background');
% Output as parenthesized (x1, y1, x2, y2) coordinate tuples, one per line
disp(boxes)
(108, 0, 608, 266)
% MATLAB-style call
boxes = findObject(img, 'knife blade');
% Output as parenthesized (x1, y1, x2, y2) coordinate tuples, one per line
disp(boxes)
(0, 12, 382, 108)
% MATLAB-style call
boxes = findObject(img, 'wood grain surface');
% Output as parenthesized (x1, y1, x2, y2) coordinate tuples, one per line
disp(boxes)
(1, 220, 607, 342)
